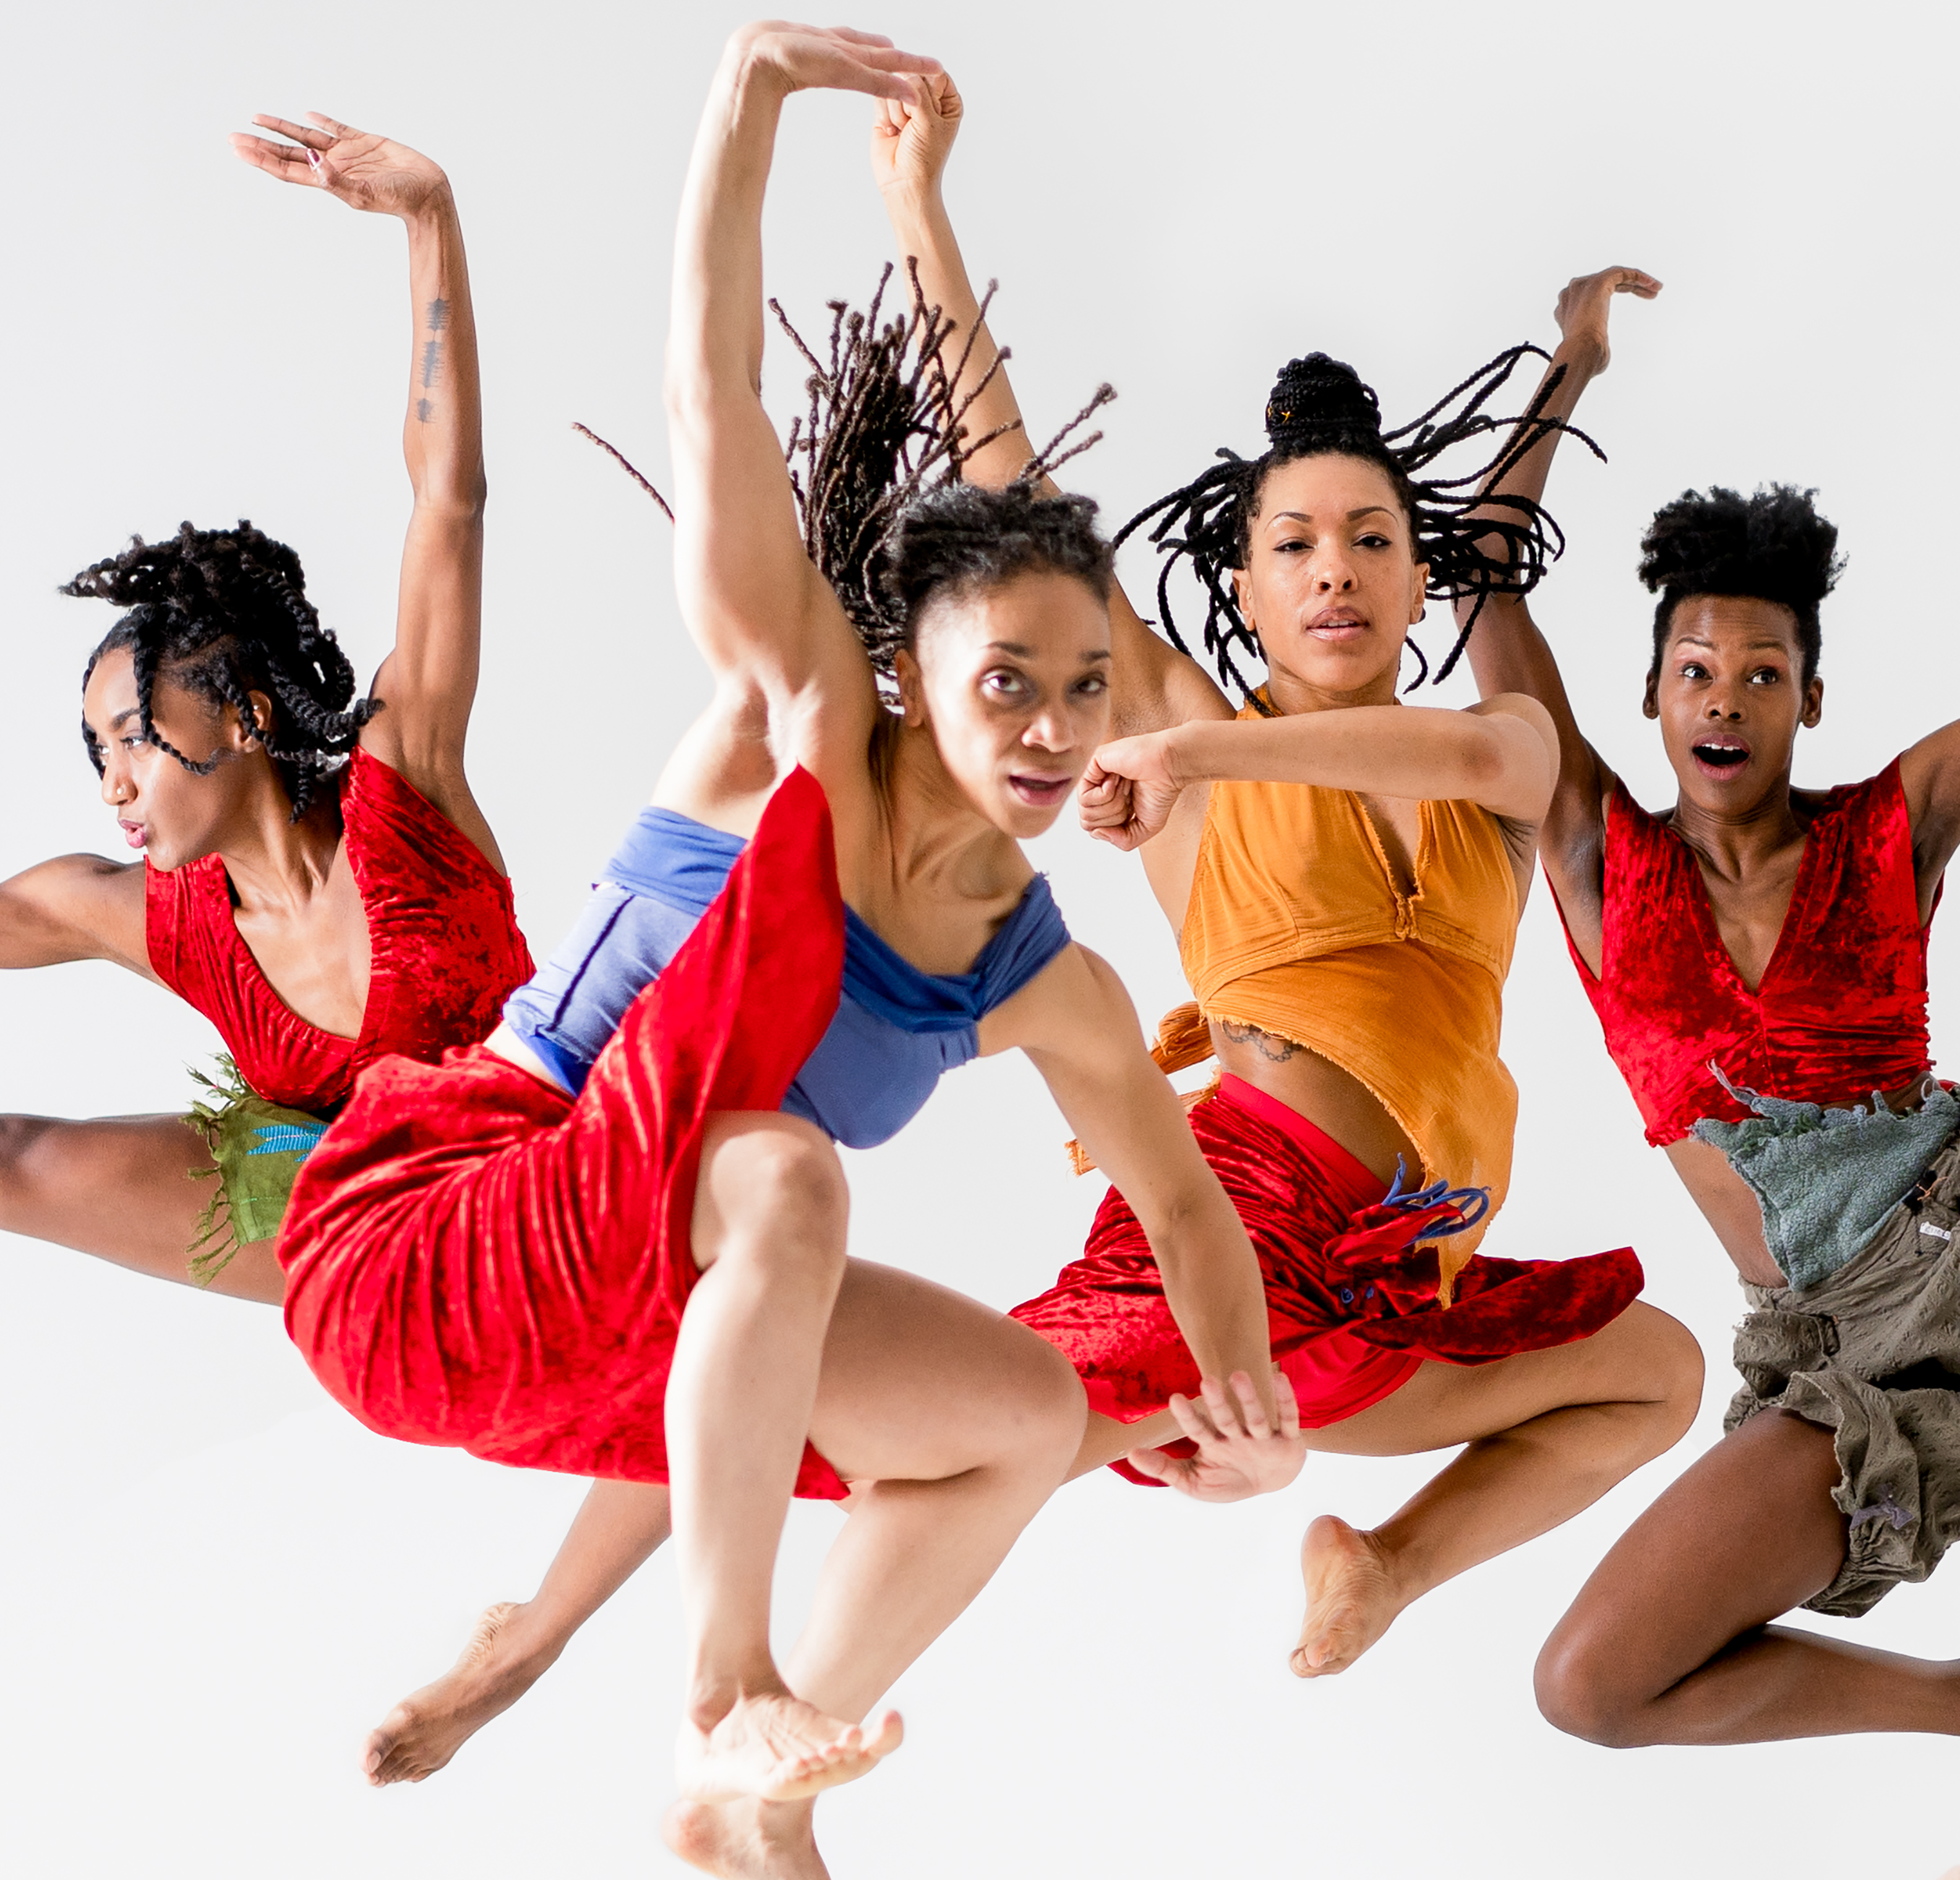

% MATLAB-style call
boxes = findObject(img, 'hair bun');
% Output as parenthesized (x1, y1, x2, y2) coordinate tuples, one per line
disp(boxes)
(1264, 353, 1382, 448)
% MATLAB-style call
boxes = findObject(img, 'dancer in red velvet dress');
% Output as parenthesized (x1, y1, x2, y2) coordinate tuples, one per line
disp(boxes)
(282, 26, 1301, 1871)
(1464, 266, 1960, 1745)
(0, 114, 530, 1302)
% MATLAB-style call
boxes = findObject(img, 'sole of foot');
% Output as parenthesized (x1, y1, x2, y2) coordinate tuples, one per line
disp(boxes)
(363, 1601, 553, 1786)
(678, 1694, 904, 1805)
(1291, 1514, 1405, 1679)
(664, 1798, 830, 1880)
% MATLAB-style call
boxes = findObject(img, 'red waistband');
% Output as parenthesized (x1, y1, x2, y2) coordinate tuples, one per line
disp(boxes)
(1214, 1073, 1384, 1216)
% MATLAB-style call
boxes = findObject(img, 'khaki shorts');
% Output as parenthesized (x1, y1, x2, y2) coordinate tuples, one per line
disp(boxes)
(1727, 1127, 1960, 1617)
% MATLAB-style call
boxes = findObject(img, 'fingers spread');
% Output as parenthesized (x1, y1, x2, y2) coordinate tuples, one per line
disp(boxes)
(307, 111, 361, 139)
(1165, 1390, 1220, 1445)
(1123, 1445, 1173, 1481)
(1229, 1369, 1272, 1440)
(1273, 1366, 1303, 1440)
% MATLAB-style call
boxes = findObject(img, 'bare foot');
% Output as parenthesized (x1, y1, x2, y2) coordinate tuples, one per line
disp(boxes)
(664, 1798, 829, 1879)
(1291, 1514, 1406, 1678)
(363, 1602, 555, 1786)
(677, 1692, 902, 1803)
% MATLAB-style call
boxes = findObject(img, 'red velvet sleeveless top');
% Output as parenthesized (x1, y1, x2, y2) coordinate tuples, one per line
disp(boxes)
(145, 749, 534, 1115)
(1557, 759, 1935, 1146)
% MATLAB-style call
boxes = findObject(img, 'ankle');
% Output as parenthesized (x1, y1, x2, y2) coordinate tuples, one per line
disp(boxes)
(685, 1666, 790, 1736)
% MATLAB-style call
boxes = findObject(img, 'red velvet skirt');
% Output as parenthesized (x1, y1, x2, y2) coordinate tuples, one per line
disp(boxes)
(1011, 1074, 1643, 1484)
(278, 768, 853, 1498)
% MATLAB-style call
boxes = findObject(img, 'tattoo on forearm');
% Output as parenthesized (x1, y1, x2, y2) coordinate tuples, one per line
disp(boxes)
(416, 398, 435, 424)
(426, 298, 450, 332)
(1220, 1018, 1301, 1064)
(419, 338, 443, 390)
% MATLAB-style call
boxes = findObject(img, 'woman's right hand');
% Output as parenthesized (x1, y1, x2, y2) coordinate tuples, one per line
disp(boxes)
(728, 20, 939, 105)
(1079, 729, 1186, 850)
(870, 71, 963, 210)
(1552, 265, 1661, 374)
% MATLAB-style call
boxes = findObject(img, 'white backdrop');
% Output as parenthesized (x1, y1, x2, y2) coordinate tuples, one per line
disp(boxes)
(2, 2, 1957, 1875)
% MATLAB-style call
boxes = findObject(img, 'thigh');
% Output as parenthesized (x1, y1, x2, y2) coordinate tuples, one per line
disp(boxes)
(0, 1111, 281, 1302)
(1299, 1300, 1700, 1457)
(808, 1259, 1085, 1485)
(1544, 1409, 1848, 1696)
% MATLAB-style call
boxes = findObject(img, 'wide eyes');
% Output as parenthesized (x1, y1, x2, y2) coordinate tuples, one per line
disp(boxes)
(1674, 662, 1783, 685)
(982, 670, 1029, 700)
(980, 668, 1108, 703)
(1073, 672, 1109, 698)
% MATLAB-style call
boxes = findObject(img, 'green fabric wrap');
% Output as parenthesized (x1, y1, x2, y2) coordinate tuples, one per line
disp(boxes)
(183, 1057, 330, 1287)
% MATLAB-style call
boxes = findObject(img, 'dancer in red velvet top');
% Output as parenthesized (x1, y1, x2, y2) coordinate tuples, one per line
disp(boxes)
(0, 115, 530, 1303)
(1464, 267, 1960, 1747)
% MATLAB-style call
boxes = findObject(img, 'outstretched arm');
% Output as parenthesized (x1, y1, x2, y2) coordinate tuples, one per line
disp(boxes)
(0, 858, 150, 976)
(229, 114, 500, 865)
(1458, 267, 1660, 930)
(999, 945, 1303, 1498)
(871, 76, 1228, 739)
(1080, 695, 1561, 850)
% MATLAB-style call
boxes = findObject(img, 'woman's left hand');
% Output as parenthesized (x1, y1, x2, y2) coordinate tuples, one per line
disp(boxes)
(230, 113, 451, 220)
(1124, 1370, 1306, 1501)
(870, 71, 963, 208)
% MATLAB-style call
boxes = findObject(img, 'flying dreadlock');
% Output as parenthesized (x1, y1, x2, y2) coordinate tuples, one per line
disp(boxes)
(1116, 348, 1601, 702)
(66, 520, 377, 819)
(583, 261, 1117, 693)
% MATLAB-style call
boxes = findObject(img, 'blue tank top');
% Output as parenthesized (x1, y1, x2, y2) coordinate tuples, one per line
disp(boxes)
(502, 806, 1072, 1149)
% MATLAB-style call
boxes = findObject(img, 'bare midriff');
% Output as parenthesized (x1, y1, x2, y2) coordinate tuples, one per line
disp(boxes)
(1211, 1016, 1421, 1190)
(1666, 1070, 1938, 1290)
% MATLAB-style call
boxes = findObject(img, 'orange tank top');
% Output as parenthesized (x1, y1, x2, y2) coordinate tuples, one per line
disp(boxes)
(1173, 709, 1520, 1289)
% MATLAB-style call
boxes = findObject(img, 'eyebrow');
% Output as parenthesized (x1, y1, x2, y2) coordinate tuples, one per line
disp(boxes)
(1674, 635, 1793, 653)
(985, 642, 1113, 663)
(108, 707, 142, 729)
(1270, 506, 1392, 525)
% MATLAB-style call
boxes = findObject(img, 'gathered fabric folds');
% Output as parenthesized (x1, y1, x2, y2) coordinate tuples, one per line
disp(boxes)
(278, 767, 851, 1498)
(1012, 1077, 1644, 1485)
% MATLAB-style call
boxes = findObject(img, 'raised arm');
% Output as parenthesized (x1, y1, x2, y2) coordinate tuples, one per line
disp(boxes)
(1458, 267, 1660, 927)
(871, 76, 1228, 739)
(229, 115, 499, 864)
(1080, 695, 1560, 851)
(664, 27, 936, 775)
(1002, 945, 1302, 1494)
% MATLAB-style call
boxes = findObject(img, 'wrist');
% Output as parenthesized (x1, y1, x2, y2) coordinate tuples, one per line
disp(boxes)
(400, 181, 458, 235)
(1552, 333, 1606, 379)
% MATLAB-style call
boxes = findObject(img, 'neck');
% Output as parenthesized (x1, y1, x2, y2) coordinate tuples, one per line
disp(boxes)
(876, 721, 1022, 898)
(1261, 658, 1401, 718)
(1666, 771, 1807, 881)
(213, 775, 345, 914)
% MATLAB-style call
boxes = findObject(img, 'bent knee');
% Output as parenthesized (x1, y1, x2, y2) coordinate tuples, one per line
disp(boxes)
(694, 1115, 848, 1272)
(1532, 1621, 1653, 1748)
(1610, 1301, 1706, 1434)
(987, 1328, 1089, 1472)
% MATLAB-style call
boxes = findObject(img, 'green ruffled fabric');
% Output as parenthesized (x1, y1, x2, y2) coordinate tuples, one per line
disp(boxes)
(182, 1056, 330, 1287)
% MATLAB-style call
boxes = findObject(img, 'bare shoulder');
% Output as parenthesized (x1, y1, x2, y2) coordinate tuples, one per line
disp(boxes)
(976, 940, 1140, 1065)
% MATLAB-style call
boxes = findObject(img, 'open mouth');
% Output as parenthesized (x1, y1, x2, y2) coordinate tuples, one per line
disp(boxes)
(117, 818, 147, 851)
(1007, 773, 1074, 809)
(1690, 740, 1750, 776)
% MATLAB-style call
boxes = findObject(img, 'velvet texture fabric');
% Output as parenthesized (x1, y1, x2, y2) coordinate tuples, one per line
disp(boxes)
(1013, 1079, 1643, 1486)
(1560, 761, 1935, 1148)
(279, 768, 850, 1497)
(146, 748, 535, 1114)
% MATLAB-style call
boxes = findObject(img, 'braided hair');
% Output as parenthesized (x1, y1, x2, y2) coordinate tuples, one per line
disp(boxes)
(67, 520, 376, 820)
(583, 264, 1118, 698)
(777, 262, 1114, 685)
(1638, 484, 1841, 685)
(1118, 348, 1598, 703)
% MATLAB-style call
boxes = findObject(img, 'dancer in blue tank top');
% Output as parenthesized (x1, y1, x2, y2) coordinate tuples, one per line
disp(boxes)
(347, 28, 1308, 1866)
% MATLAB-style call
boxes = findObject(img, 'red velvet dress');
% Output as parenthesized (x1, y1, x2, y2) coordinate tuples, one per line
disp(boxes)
(278, 768, 852, 1496)
(1557, 760, 1936, 1145)
(145, 748, 534, 1114)
(1013, 1073, 1643, 1485)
